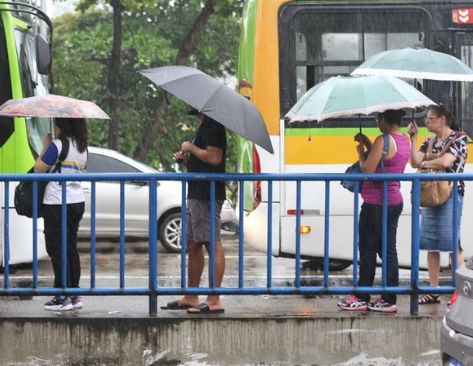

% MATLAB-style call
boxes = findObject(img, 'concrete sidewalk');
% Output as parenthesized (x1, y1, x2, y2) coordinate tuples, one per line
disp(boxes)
(0, 290, 447, 366)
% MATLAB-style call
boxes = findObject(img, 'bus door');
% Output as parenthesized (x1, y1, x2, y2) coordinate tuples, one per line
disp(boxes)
(452, 30, 473, 137)
(452, 29, 473, 250)
(279, 4, 428, 260)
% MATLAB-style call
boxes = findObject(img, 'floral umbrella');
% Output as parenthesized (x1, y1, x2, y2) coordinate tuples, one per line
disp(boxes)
(0, 94, 110, 119)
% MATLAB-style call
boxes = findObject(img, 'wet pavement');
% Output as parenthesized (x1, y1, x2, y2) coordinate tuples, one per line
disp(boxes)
(5, 231, 451, 318)
(0, 232, 450, 366)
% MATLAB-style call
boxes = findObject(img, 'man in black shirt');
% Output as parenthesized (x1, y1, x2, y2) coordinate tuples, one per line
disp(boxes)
(163, 105, 227, 314)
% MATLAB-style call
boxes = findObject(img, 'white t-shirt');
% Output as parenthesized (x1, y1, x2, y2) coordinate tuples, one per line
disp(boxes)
(41, 138, 87, 205)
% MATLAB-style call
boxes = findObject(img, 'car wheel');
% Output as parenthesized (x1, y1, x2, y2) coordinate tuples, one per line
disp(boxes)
(159, 212, 182, 253)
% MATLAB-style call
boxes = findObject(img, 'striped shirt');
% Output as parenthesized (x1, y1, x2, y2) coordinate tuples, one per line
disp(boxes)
(40, 138, 87, 205)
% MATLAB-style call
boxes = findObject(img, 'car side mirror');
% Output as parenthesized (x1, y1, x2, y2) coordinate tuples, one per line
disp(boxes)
(35, 34, 51, 75)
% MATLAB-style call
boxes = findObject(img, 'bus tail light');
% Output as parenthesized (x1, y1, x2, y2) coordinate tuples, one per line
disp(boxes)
(253, 144, 261, 210)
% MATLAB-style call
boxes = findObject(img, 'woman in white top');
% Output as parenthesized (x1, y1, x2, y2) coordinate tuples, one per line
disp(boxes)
(34, 117, 88, 311)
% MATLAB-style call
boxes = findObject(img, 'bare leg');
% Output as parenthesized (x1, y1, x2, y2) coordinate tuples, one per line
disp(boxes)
(178, 240, 204, 307)
(450, 246, 465, 270)
(206, 241, 225, 307)
(427, 251, 440, 287)
(187, 241, 225, 312)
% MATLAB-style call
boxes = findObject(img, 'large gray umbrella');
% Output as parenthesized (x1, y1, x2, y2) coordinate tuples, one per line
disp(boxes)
(139, 66, 274, 154)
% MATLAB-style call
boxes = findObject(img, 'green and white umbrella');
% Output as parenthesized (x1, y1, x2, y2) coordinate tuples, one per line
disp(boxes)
(285, 75, 436, 123)
(351, 47, 473, 82)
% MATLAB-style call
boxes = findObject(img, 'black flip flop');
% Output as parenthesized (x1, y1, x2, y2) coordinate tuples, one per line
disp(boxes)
(161, 300, 193, 310)
(187, 303, 224, 314)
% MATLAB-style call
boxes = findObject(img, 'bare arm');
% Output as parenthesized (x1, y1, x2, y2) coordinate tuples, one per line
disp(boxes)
(34, 134, 52, 173)
(421, 153, 457, 170)
(358, 135, 384, 173)
(182, 141, 223, 166)
(407, 121, 425, 168)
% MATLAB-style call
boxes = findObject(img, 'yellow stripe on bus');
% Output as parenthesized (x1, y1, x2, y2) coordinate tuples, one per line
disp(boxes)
(285, 134, 473, 165)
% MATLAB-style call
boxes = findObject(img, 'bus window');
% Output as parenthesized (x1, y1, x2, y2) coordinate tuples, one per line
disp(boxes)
(459, 44, 473, 138)
(0, 16, 13, 147)
(14, 28, 51, 156)
(286, 10, 427, 115)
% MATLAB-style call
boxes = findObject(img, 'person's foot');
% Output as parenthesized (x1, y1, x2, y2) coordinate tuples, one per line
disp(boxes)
(161, 297, 199, 310)
(418, 294, 440, 305)
(71, 296, 83, 309)
(368, 298, 397, 313)
(44, 296, 73, 311)
(337, 295, 369, 311)
(187, 302, 224, 314)
(44, 296, 63, 311)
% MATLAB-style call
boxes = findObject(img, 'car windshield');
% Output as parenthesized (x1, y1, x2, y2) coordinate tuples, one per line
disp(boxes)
(132, 159, 158, 173)
(87, 150, 159, 174)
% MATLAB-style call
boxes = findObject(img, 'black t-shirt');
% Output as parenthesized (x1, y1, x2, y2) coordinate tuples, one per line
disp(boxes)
(187, 116, 227, 200)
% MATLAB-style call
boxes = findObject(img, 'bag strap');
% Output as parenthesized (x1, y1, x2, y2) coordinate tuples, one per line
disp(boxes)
(439, 134, 455, 156)
(52, 137, 70, 174)
(427, 137, 435, 155)
(380, 133, 389, 173)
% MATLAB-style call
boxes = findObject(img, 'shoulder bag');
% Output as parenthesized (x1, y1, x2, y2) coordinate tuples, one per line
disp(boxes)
(14, 137, 70, 218)
(415, 135, 458, 208)
(341, 134, 389, 193)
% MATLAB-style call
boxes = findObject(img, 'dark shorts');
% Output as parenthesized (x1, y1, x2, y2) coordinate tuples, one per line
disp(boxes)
(186, 199, 223, 243)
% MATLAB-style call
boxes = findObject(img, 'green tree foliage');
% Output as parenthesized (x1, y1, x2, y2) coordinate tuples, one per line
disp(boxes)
(52, 0, 242, 193)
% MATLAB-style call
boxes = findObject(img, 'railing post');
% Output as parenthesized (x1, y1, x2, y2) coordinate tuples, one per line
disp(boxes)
(119, 181, 125, 289)
(148, 178, 158, 316)
(61, 182, 68, 290)
(410, 178, 421, 315)
(295, 180, 301, 288)
(3, 182, 10, 288)
(323, 181, 330, 287)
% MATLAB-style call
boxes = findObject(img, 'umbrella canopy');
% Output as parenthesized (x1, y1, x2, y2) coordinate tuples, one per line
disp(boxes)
(351, 47, 473, 81)
(139, 66, 274, 154)
(0, 94, 111, 119)
(285, 75, 437, 123)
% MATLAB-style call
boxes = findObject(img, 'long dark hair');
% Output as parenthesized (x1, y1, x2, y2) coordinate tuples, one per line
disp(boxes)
(54, 118, 88, 153)
(378, 109, 405, 126)
(427, 104, 460, 131)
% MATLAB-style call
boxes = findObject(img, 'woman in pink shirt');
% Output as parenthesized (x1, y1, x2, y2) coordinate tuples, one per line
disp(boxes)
(338, 109, 410, 313)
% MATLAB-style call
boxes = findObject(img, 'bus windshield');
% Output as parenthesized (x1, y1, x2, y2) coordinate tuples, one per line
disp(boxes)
(14, 27, 51, 156)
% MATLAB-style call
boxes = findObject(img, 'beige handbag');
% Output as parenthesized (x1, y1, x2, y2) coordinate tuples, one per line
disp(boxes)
(416, 136, 456, 208)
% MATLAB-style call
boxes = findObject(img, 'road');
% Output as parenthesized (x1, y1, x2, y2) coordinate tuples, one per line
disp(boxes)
(10, 231, 441, 290)
(11, 231, 316, 283)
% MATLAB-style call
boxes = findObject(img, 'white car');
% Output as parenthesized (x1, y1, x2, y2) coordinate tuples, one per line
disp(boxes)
(79, 147, 236, 253)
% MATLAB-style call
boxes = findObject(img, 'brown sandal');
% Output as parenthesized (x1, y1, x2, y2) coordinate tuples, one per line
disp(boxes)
(418, 294, 440, 304)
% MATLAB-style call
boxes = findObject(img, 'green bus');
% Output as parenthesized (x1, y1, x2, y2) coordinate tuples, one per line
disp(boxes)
(0, 0, 52, 265)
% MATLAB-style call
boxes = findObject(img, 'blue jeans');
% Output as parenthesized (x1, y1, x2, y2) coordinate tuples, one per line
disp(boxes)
(355, 202, 403, 305)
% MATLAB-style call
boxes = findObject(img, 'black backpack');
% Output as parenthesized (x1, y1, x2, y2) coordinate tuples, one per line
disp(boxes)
(14, 137, 70, 218)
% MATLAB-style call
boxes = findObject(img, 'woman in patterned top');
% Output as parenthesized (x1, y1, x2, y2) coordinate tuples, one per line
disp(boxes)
(408, 105, 468, 305)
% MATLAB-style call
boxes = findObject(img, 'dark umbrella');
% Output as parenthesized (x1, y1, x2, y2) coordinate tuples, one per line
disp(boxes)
(139, 66, 274, 154)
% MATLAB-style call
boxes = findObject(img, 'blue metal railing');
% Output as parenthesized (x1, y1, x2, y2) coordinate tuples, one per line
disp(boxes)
(0, 171, 468, 315)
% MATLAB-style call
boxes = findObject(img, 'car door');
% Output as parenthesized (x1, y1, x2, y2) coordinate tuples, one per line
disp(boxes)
(81, 152, 151, 236)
